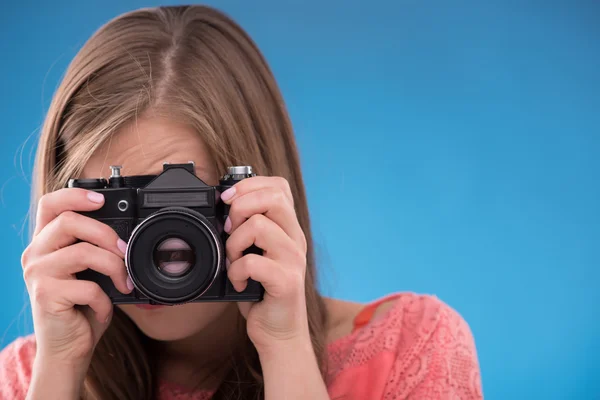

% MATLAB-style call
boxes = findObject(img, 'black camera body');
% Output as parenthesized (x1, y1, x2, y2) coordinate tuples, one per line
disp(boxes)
(68, 163, 264, 305)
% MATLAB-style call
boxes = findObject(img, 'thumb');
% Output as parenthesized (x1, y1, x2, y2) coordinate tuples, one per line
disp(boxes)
(82, 305, 113, 344)
(237, 302, 252, 319)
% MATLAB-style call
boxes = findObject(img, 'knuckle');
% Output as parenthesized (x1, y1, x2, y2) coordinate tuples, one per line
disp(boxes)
(300, 235, 308, 254)
(22, 258, 41, 282)
(72, 242, 91, 261)
(56, 210, 76, 229)
(275, 176, 290, 192)
(22, 266, 33, 283)
(37, 192, 52, 212)
(271, 188, 286, 206)
(243, 254, 260, 271)
(234, 178, 248, 193)
(31, 282, 49, 303)
(63, 210, 78, 222)
(250, 214, 267, 231)
(293, 246, 307, 265)
(277, 177, 293, 202)
(87, 283, 104, 300)
(92, 284, 104, 298)
(20, 246, 32, 269)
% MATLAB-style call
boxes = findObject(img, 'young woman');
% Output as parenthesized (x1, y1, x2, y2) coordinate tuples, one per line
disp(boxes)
(0, 5, 482, 400)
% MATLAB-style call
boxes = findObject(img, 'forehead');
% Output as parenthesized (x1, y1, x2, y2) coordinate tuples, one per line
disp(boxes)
(81, 116, 217, 184)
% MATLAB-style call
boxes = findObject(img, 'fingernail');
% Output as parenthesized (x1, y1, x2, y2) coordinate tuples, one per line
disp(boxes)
(126, 277, 134, 291)
(225, 258, 231, 270)
(87, 191, 104, 204)
(117, 239, 127, 255)
(224, 217, 232, 233)
(221, 187, 236, 202)
(105, 315, 111, 324)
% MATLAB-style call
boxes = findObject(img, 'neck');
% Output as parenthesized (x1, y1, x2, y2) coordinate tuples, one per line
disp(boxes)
(157, 303, 242, 390)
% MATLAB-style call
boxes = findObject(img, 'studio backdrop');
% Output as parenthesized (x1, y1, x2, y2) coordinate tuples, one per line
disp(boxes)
(0, 1, 598, 399)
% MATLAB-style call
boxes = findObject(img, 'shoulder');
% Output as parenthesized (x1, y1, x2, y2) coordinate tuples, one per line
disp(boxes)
(327, 293, 483, 399)
(0, 335, 36, 398)
(383, 293, 483, 399)
(327, 292, 459, 366)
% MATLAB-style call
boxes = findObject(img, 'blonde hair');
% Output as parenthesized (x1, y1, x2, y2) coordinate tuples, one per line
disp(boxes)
(33, 5, 327, 399)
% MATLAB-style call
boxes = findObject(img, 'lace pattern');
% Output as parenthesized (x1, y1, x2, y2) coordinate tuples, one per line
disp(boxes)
(0, 293, 482, 400)
(326, 293, 482, 399)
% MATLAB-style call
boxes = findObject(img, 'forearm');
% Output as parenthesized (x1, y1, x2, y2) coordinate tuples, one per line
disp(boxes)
(27, 358, 86, 400)
(259, 339, 329, 400)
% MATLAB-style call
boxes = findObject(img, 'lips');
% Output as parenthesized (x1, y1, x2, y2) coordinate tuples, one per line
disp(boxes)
(134, 304, 166, 311)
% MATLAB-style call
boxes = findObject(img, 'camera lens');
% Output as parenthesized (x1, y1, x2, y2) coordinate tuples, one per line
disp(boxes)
(126, 207, 223, 305)
(153, 237, 195, 277)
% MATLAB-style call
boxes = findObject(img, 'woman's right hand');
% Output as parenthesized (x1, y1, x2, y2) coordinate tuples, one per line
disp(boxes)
(21, 188, 132, 375)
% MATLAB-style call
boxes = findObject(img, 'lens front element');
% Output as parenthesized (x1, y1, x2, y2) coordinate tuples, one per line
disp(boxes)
(154, 237, 195, 277)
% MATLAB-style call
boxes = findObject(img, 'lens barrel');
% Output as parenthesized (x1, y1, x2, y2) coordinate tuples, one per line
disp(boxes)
(125, 207, 223, 304)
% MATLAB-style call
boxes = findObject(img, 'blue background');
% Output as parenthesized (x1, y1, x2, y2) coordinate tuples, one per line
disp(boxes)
(1, 1, 598, 399)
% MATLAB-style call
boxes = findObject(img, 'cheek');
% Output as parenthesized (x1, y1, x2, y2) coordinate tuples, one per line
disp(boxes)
(117, 303, 231, 341)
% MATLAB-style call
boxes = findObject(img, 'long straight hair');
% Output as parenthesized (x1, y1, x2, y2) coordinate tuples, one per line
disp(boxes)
(32, 5, 327, 399)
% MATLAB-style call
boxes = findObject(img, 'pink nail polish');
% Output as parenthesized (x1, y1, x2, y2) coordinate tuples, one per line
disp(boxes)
(87, 192, 104, 204)
(117, 239, 127, 255)
(126, 277, 134, 291)
(221, 187, 236, 202)
(224, 217, 232, 233)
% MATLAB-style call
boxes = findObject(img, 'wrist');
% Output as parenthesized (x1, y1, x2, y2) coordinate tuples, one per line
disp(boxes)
(258, 336, 320, 374)
(28, 355, 88, 400)
(256, 334, 314, 360)
(34, 351, 90, 378)
(258, 337, 329, 400)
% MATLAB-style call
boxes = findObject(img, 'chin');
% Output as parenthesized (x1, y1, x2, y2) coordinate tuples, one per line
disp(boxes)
(117, 302, 231, 341)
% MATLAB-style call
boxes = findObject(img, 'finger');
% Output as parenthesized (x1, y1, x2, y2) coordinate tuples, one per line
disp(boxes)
(31, 211, 124, 258)
(227, 253, 304, 298)
(34, 188, 105, 237)
(81, 306, 113, 341)
(226, 214, 301, 263)
(226, 187, 306, 251)
(33, 278, 113, 324)
(27, 242, 131, 295)
(221, 176, 293, 205)
(236, 301, 252, 320)
(63, 280, 113, 324)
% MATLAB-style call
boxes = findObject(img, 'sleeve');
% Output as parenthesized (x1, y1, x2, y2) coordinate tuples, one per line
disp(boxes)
(383, 300, 483, 400)
(0, 336, 36, 399)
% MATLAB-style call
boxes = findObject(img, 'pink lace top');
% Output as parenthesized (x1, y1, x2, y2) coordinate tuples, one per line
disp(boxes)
(0, 293, 483, 399)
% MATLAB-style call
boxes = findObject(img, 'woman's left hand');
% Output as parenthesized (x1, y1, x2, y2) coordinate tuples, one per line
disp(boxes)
(220, 176, 310, 353)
